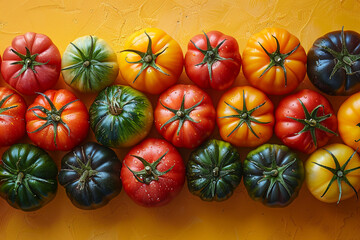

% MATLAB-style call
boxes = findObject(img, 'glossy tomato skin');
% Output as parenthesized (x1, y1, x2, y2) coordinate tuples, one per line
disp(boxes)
(217, 86, 274, 147)
(154, 84, 216, 149)
(58, 142, 122, 210)
(1, 32, 61, 95)
(306, 144, 360, 203)
(26, 89, 89, 151)
(119, 28, 183, 95)
(0, 144, 58, 211)
(187, 139, 242, 201)
(185, 31, 241, 90)
(338, 91, 360, 151)
(121, 138, 185, 207)
(242, 28, 307, 95)
(307, 30, 360, 96)
(243, 144, 304, 207)
(62, 35, 119, 93)
(275, 89, 337, 154)
(0, 87, 27, 147)
(89, 85, 153, 148)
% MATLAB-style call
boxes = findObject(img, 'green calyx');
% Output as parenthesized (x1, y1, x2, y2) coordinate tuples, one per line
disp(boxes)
(315, 27, 360, 79)
(218, 90, 270, 138)
(65, 147, 98, 190)
(191, 31, 233, 81)
(98, 87, 135, 117)
(10, 47, 49, 78)
(313, 148, 360, 204)
(287, 99, 337, 147)
(1, 157, 54, 196)
(258, 35, 300, 87)
(121, 31, 169, 83)
(28, 92, 79, 147)
(124, 150, 174, 185)
(0, 93, 17, 118)
(160, 94, 203, 135)
(61, 35, 112, 88)
(251, 148, 296, 199)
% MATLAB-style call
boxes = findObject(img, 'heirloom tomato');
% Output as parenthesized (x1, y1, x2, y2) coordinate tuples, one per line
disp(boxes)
(154, 84, 216, 148)
(121, 138, 185, 207)
(0, 143, 58, 211)
(337, 91, 360, 150)
(305, 144, 360, 203)
(242, 28, 307, 95)
(26, 89, 89, 151)
(275, 89, 337, 154)
(58, 142, 122, 210)
(187, 139, 242, 201)
(185, 31, 241, 90)
(217, 86, 274, 147)
(307, 27, 360, 96)
(0, 87, 27, 147)
(243, 144, 304, 207)
(1, 32, 61, 95)
(62, 35, 119, 93)
(119, 28, 183, 94)
(89, 85, 153, 148)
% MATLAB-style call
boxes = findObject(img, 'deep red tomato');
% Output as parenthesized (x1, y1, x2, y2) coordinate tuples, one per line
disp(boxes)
(275, 89, 337, 154)
(121, 138, 185, 207)
(154, 84, 216, 148)
(1, 32, 61, 95)
(0, 87, 27, 147)
(26, 89, 89, 151)
(185, 31, 242, 90)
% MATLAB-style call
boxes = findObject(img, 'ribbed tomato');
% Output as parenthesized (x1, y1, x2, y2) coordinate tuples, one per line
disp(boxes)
(154, 84, 216, 148)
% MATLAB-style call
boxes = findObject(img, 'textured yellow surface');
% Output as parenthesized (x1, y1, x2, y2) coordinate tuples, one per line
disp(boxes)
(1, 0, 360, 239)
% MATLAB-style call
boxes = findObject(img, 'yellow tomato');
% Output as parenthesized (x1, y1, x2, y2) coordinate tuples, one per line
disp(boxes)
(216, 86, 274, 147)
(338, 92, 360, 151)
(119, 28, 183, 95)
(242, 28, 307, 95)
(305, 143, 360, 203)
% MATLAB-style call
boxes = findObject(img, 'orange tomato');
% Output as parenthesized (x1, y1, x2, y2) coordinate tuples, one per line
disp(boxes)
(119, 28, 183, 95)
(216, 86, 274, 147)
(338, 91, 360, 151)
(305, 144, 360, 203)
(242, 28, 307, 95)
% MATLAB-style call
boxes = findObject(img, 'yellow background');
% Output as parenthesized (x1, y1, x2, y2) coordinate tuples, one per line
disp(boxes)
(0, 0, 360, 239)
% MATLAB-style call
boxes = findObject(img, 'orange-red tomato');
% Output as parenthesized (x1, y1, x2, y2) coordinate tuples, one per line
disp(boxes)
(119, 28, 183, 95)
(26, 89, 89, 151)
(242, 28, 307, 95)
(216, 86, 274, 147)
(154, 84, 216, 148)
(0, 87, 27, 147)
(338, 91, 360, 151)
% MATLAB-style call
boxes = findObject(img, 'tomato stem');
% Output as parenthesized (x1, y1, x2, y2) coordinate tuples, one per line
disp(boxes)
(0, 93, 17, 118)
(160, 94, 203, 135)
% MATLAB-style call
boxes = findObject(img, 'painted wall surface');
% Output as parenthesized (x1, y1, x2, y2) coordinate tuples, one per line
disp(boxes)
(0, 0, 360, 239)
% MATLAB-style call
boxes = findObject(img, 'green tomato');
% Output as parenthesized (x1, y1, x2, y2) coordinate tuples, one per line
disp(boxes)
(243, 144, 304, 207)
(61, 35, 119, 93)
(0, 144, 58, 211)
(186, 139, 242, 201)
(89, 85, 153, 148)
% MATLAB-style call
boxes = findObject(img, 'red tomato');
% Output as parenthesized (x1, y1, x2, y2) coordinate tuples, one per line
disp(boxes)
(1, 32, 61, 95)
(0, 87, 26, 147)
(275, 89, 337, 154)
(121, 138, 185, 207)
(154, 84, 216, 148)
(185, 31, 242, 90)
(26, 89, 89, 151)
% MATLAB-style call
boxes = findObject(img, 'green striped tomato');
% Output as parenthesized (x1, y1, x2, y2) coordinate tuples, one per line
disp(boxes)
(61, 35, 119, 93)
(89, 85, 153, 148)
